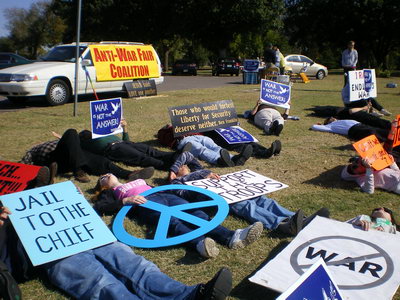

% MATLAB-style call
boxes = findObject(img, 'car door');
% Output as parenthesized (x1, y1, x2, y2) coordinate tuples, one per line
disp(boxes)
(79, 49, 111, 93)
(286, 55, 302, 73)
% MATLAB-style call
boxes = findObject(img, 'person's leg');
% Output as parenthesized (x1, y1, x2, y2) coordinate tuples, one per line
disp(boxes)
(82, 150, 132, 179)
(49, 129, 87, 173)
(348, 124, 389, 142)
(178, 136, 222, 165)
(368, 98, 384, 111)
(43, 247, 138, 300)
(349, 111, 391, 130)
(254, 110, 273, 134)
(229, 196, 294, 230)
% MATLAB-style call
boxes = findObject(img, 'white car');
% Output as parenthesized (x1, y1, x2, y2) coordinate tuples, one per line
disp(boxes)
(284, 54, 328, 80)
(0, 42, 164, 105)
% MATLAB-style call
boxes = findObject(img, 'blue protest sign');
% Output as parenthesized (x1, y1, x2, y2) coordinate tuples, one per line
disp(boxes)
(243, 59, 260, 72)
(215, 126, 258, 144)
(277, 259, 344, 300)
(260, 79, 291, 109)
(348, 69, 377, 101)
(0, 181, 116, 266)
(112, 185, 229, 248)
(364, 69, 373, 92)
(90, 97, 123, 139)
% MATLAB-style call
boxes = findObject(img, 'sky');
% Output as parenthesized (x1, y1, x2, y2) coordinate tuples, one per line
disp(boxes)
(0, 0, 42, 37)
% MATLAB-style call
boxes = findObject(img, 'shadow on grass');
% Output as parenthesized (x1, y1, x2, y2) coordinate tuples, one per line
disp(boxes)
(230, 240, 290, 299)
(303, 165, 355, 190)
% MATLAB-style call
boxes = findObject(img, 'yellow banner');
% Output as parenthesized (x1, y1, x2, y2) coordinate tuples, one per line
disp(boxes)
(89, 45, 160, 81)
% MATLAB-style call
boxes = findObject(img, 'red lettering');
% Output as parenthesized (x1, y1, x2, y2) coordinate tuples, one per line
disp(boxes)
(110, 64, 117, 78)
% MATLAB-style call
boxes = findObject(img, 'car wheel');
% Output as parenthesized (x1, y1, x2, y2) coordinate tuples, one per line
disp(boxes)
(7, 96, 28, 104)
(193, 71, 197, 76)
(236, 72, 239, 76)
(216, 72, 220, 76)
(316, 70, 325, 80)
(45, 79, 70, 106)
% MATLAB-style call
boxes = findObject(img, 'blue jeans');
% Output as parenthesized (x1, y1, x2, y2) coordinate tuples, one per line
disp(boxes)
(230, 195, 294, 230)
(134, 192, 234, 248)
(177, 136, 228, 165)
(44, 242, 198, 300)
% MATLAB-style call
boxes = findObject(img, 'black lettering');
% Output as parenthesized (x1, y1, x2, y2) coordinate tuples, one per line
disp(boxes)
(39, 212, 55, 226)
(340, 257, 355, 271)
(306, 247, 339, 262)
(14, 197, 27, 211)
(35, 236, 52, 253)
(359, 261, 383, 278)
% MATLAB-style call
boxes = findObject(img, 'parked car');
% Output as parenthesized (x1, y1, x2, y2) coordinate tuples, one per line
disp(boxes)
(0, 53, 33, 70)
(171, 59, 197, 76)
(0, 42, 164, 105)
(284, 55, 328, 79)
(212, 58, 240, 76)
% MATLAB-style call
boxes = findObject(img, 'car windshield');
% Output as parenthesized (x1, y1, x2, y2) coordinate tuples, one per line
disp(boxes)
(41, 46, 87, 62)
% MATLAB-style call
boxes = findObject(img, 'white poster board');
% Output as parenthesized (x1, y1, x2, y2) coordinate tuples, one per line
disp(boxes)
(185, 169, 288, 204)
(249, 216, 400, 300)
(348, 69, 377, 101)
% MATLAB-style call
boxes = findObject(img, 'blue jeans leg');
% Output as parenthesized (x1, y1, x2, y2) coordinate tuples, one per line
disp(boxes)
(44, 242, 197, 300)
(230, 195, 294, 230)
(178, 136, 223, 164)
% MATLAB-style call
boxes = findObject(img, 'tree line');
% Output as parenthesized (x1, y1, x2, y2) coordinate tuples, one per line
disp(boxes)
(1, 0, 399, 71)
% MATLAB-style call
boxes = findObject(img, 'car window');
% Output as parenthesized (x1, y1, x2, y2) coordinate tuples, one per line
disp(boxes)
(41, 46, 87, 62)
(0, 54, 11, 63)
(287, 56, 301, 62)
(83, 51, 94, 66)
(299, 56, 313, 64)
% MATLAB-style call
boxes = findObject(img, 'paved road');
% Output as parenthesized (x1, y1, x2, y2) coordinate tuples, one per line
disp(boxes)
(0, 74, 243, 111)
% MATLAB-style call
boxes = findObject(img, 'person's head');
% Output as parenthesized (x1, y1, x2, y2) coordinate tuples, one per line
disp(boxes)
(347, 157, 366, 175)
(370, 207, 397, 227)
(266, 42, 273, 49)
(176, 165, 191, 178)
(95, 173, 120, 192)
(273, 45, 279, 51)
(347, 41, 355, 50)
(79, 130, 92, 141)
(323, 117, 337, 125)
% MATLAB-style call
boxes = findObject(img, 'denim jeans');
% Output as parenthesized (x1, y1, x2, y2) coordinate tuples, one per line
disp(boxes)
(177, 135, 227, 165)
(43, 242, 198, 300)
(230, 195, 294, 230)
(134, 192, 234, 248)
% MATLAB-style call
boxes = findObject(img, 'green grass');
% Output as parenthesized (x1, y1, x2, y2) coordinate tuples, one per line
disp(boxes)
(1, 73, 400, 299)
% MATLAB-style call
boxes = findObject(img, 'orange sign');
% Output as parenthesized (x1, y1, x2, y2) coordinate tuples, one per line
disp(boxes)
(392, 115, 400, 148)
(352, 135, 394, 171)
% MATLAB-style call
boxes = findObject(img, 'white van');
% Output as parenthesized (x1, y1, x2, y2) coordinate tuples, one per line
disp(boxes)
(0, 42, 164, 105)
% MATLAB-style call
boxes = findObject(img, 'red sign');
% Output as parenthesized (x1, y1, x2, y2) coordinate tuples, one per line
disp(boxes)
(0, 161, 41, 195)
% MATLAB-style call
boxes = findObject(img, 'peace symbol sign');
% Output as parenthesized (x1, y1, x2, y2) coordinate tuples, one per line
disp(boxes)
(112, 184, 229, 248)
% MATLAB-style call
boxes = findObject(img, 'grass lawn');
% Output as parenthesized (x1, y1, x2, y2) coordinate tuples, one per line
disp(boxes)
(1, 73, 400, 299)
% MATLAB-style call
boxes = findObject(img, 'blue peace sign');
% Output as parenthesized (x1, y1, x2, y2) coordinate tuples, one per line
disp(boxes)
(112, 184, 229, 248)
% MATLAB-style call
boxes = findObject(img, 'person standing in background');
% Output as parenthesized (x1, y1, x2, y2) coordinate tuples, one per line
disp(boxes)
(341, 40, 358, 86)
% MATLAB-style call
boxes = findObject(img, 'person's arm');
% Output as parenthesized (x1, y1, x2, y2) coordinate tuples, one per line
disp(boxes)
(170, 152, 199, 175)
(51, 131, 62, 139)
(348, 215, 372, 231)
(358, 158, 374, 194)
(341, 50, 347, 67)
(353, 50, 358, 67)
(348, 106, 369, 114)
(122, 195, 147, 205)
(120, 119, 130, 141)
(310, 124, 333, 133)
(0, 206, 11, 227)
(251, 100, 262, 116)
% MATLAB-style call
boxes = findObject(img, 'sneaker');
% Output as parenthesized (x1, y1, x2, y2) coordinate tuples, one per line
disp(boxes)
(217, 149, 234, 167)
(229, 221, 263, 249)
(277, 210, 304, 236)
(181, 142, 193, 153)
(268, 120, 279, 135)
(302, 207, 330, 228)
(195, 267, 232, 300)
(49, 162, 58, 184)
(196, 237, 220, 258)
(128, 167, 155, 181)
(272, 140, 282, 155)
(370, 111, 383, 117)
(274, 124, 284, 136)
(74, 169, 90, 183)
(232, 145, 253, 166)
(35, 166, 50, 187)
(381, 109, 392, 116)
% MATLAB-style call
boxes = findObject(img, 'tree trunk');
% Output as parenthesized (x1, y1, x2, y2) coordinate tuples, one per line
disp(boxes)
(164, 49, 170, 72)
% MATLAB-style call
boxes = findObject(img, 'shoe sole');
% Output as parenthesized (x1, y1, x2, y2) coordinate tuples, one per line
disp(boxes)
(49, 162, 58, 184)
(205, 268, 232, 300)
(273, 140, 282, 155)
(220, 149, 234, 167)
(182, 142, 193, 153)
(35, 166, 50, 187)
(231, 221, 263, 249)
(204, 238, 220, 258)
(234, 145, 253, 166)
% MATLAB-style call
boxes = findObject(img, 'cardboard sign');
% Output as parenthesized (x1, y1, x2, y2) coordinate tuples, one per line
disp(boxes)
(0, 161, 42, 195)
(352, 135, 394, 171)
(214, 126, 258, 144)
(185, 169, 288, 204)
(112, 185, 229, 248)
(277, 259, 344, 300)
(124, 79, 157, 98)
(249, 216, 400, 300)
(90, 97, 123, 139)
(89, 44, 160, 81)
(0, 181, 116, 266)
(168, 100, 238, 137)
(348, 69, 377, 101)
(260, 79, 291, 109)
(243, 59, 260, 72)
(391, 115, 400, 148)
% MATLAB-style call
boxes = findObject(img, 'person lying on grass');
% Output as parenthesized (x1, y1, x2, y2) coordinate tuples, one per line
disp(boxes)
(93, 173, 263, 259)
(348, 207, 398, 234)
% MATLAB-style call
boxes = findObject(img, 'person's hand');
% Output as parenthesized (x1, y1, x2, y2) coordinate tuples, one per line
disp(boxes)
(120, 119, 127, 128)
(360, 158, 372, 168)
(207, 173, 221, 180)
(51, 131, 62, 139)
(257, 100, 263, 105)
(0, 207, 11, 227)
(355, 220, 371, 231)
(122, 195, 147, 205)
(168, 171, 177, 182)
